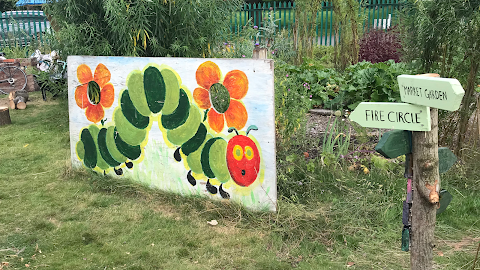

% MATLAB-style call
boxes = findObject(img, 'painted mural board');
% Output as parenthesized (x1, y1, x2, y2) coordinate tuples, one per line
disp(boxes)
(349, 102, 431, 131)
(398, 75, 465, 111)
(68, 56, 277, 211)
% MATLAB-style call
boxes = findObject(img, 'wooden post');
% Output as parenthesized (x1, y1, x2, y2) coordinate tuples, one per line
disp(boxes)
(0, 107, 12, 126)
(253, 47, 268, 59)
(410, 74, 441, 270)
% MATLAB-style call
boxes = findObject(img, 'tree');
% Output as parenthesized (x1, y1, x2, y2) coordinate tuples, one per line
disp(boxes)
(401, 0, 480, 156)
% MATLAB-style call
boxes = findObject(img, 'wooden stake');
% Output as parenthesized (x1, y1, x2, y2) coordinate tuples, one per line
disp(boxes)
(411, 74, 441, 270)
(0, 107, 12, 126)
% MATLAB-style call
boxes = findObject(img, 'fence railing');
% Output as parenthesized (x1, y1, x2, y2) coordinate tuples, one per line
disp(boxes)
(232, 0, 403, 46)
(1, 1, 403, 50)
(0, 10, 51, 49)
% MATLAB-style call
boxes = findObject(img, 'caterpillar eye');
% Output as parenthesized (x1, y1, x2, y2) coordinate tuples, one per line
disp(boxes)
(233, 145, 243, 161)
(244, 146, 254, 160)
(241, 170, 246, 176)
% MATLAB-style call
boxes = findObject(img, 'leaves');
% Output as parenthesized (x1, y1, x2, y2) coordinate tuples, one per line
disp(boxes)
(277, 59, 416, 110)
(47, 0, 243, 58)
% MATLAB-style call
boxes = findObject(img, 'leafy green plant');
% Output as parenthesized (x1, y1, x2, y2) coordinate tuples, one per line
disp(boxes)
(45, 0, 243, 58)
(320, 114, 351, 166)
(275, 63, 312, 152)
(279, 59, 418, 110)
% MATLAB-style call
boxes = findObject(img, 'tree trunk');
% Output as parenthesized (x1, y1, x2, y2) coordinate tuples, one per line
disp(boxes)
(411, 108, 440, 270)
(455, 61, 479, 156)
(0, 107, 12, 126)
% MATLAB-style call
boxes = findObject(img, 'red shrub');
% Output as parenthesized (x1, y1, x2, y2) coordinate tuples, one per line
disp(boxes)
(359, 27, 402, 63)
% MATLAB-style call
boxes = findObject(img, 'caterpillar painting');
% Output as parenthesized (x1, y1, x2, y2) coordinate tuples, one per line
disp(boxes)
(69, 57, 276, 211)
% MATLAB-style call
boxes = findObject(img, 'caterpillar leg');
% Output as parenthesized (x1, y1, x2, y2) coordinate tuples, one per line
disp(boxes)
(187, 170, 196, 186)
(174, 147, 182, 162)
(206, 179, 218, 194)
(114, 167, 123, 175)
(219, 184, 230, 199)
(125, 162, 133, 169)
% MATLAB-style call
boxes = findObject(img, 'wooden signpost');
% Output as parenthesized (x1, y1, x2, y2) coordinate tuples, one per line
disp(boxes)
(350, 73, 464, 270)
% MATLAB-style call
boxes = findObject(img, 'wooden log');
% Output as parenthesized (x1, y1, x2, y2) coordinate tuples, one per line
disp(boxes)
(14, 90, 29, 102)
(13, 96, 27, 110)
(0, 107, 12, 126)
(9, 99, 15, 110)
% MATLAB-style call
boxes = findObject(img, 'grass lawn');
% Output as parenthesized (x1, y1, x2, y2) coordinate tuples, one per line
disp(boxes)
(0, 92, 479, 269)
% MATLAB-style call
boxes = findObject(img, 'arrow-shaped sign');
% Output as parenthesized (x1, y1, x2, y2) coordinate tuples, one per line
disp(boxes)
(398, 75, 465, 111)
(349, 102, 431, 131)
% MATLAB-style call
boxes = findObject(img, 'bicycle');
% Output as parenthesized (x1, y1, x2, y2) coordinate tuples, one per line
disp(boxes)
(35, 59, 67, 101)
(0, 62, 27, 95)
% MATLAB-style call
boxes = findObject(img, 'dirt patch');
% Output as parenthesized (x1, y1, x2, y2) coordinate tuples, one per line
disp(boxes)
(0, 95, 9, 108)
(443, 237, 480, 252)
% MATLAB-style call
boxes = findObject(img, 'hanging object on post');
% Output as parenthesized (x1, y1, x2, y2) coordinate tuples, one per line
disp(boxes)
(401, 227, 410, 252)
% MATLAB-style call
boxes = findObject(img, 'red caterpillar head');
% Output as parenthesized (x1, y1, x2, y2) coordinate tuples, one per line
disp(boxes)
(226, 126, 260, 187)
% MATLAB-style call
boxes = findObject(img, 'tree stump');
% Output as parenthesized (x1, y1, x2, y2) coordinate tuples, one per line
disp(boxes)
(0, 107, 12, 126)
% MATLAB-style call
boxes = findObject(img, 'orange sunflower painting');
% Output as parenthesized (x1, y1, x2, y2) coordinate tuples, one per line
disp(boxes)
(193, 61, 249, 133)
(75, 64, 114, 123)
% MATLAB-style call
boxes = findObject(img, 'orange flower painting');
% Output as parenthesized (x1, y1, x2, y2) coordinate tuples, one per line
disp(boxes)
(193, 61, 249, 133)
(75, 64, 114, 123)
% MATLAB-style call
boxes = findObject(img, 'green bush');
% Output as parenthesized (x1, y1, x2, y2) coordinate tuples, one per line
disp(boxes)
(45, 0, 243, 58)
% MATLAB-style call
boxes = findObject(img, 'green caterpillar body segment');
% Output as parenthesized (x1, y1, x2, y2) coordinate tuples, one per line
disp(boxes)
(80, 128, 97, 169)
(201, 137, 223, 178)
(121, 90, 149, 129)
(88, 125, 110, 170)
(127, 71, 150, 117)
(208, 139, 230, 183)
(144, 66, 166, 113)
(181, 123, 207, 156)
(98, 128, 122, 167)
(114, 107, 148, 146)
(114, 127, 142, 160)
(161, 69, 180, 115)
(161, 88, 190, 130)
(105, 126, 127, 164)
(167, 105, 201, 146)
(76, 140, 85, 160)
(187, 133, 212, 174)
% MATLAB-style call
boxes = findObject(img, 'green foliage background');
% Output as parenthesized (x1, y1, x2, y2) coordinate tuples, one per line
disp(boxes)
(0, 0, 16, 12)
(45, 0, 243, 58)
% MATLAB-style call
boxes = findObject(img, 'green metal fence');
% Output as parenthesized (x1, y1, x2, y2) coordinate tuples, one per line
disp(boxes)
(232, 0, 403, 46)
(0, 10, 51, 49)
(1, 1, 403, 50)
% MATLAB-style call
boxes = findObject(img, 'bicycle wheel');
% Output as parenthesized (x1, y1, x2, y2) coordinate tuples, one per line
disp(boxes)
(0, 66, 27, 95)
